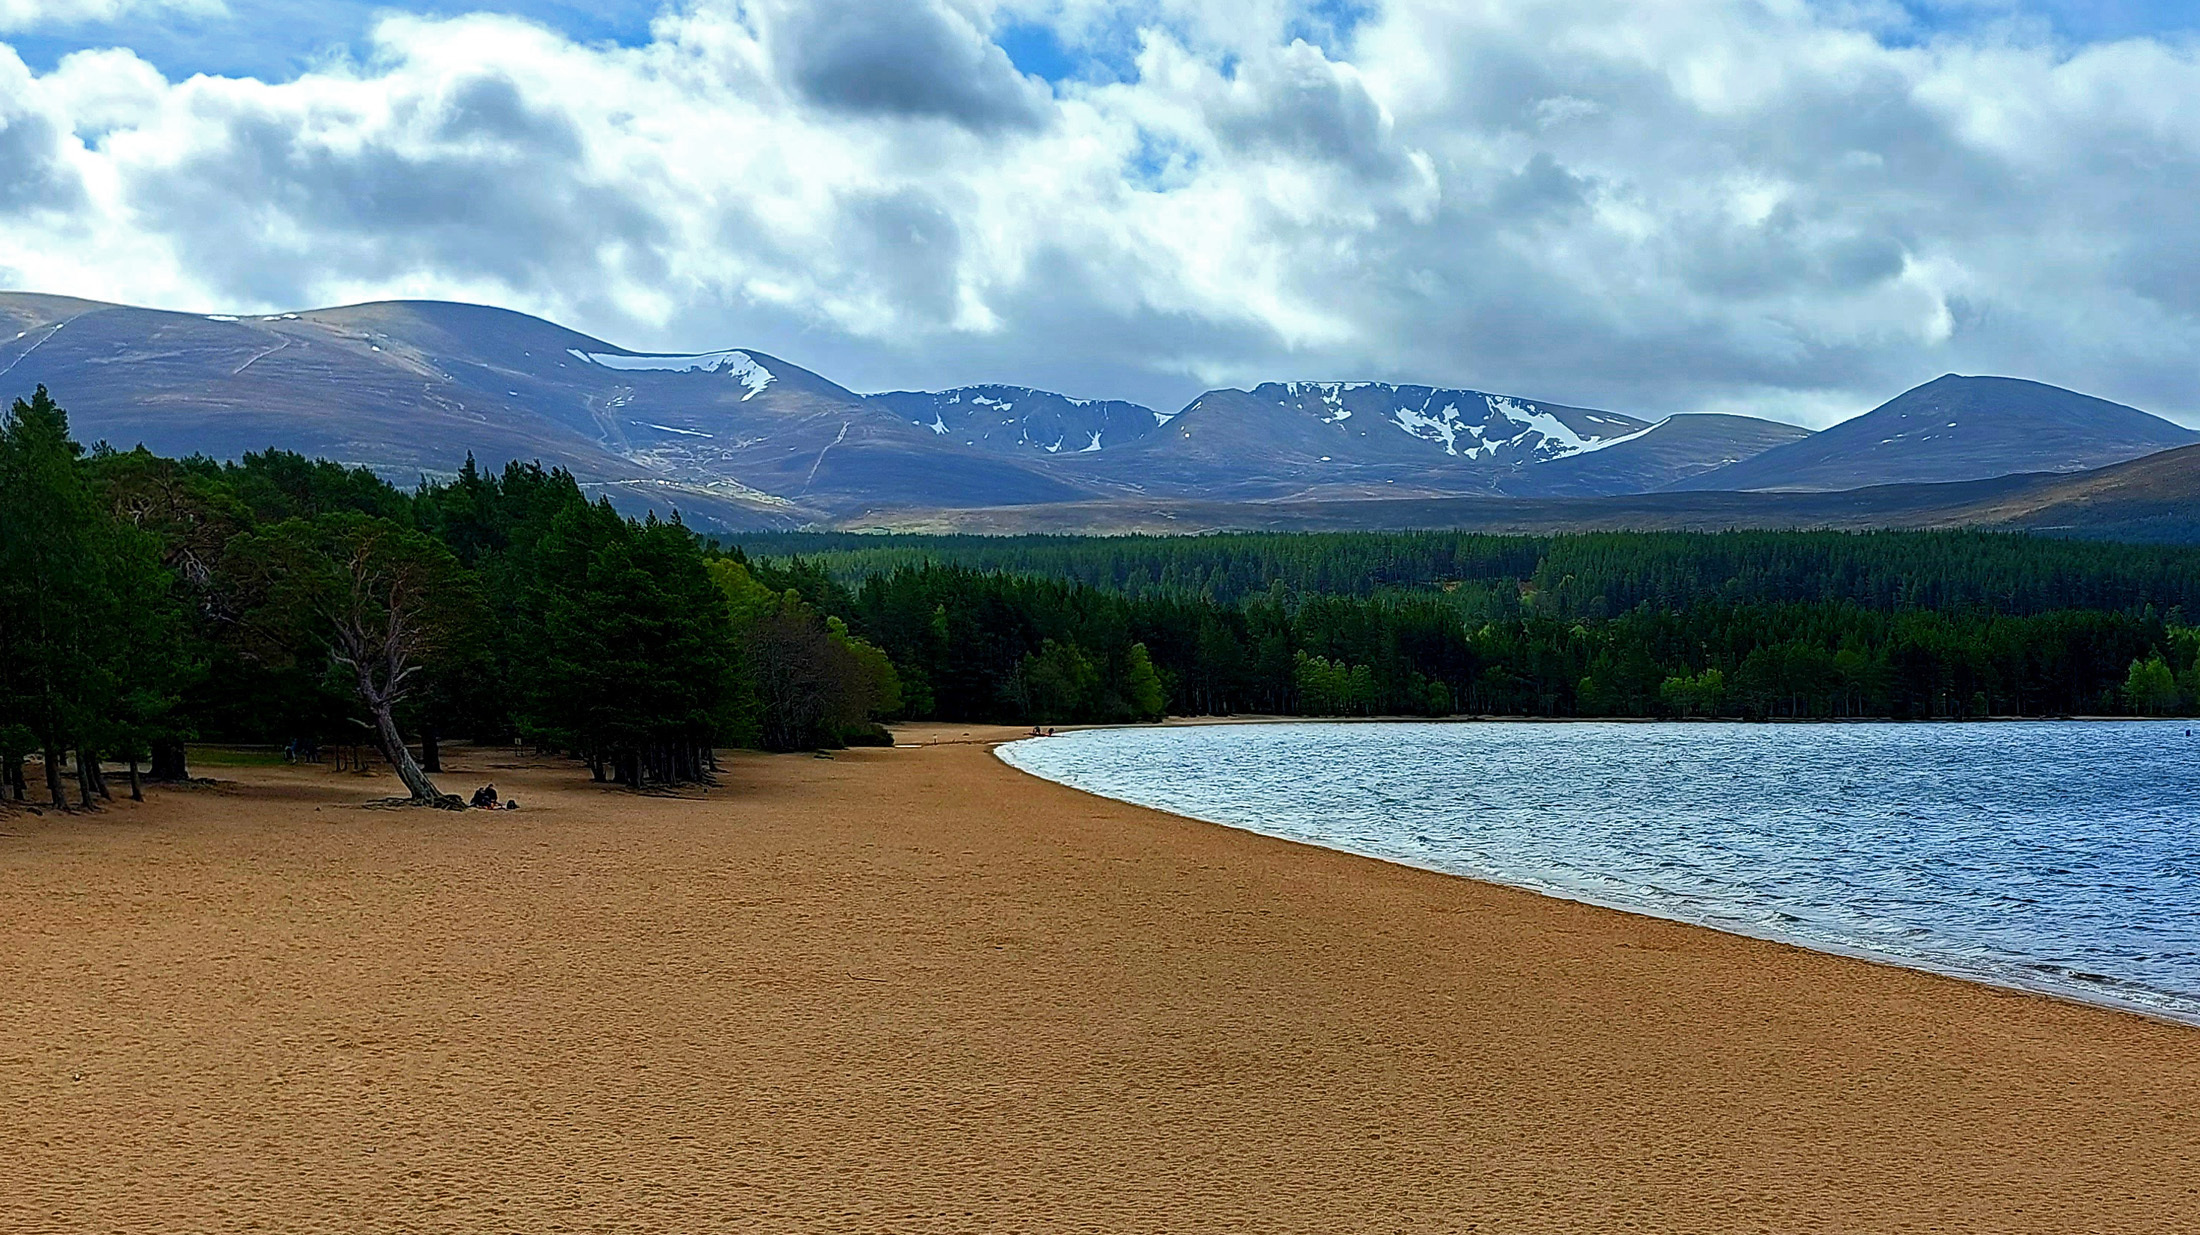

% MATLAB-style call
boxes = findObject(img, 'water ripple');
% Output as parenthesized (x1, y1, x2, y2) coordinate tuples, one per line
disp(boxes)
(1000, 721, 2200, 1025)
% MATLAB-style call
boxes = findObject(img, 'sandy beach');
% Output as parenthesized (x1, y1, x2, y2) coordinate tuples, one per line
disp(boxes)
(5, 728, 2199, 1232)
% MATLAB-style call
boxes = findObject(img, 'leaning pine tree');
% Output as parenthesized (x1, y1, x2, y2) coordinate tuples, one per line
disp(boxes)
(229, 513, 481, 805)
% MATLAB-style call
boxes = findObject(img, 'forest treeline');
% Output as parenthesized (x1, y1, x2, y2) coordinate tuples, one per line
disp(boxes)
(0, 388, 906, 808)
(732, 526, 2200, 724)
(7, 385, 2200, 812)
(733, 530, 2200, 616)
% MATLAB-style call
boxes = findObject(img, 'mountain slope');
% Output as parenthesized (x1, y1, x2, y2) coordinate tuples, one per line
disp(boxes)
(1058, 382, 1661, 499)
(1511, 413, 1813, 496)
(867, 385, 1167, 456)
(0, 297, 634, 476)
(0, 295, 1096, 525)
(1668, 375, 2199, 492)
(1938, 442, 2200, 541)
(841, 450, 2200, 542)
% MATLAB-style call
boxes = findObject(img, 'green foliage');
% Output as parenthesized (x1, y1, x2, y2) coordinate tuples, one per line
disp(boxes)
(227, 514, 479, 668)
(225, 512, 482, 798)
(1018, 640, 1101, 723)
(2123, 656, 2183, 716)
(1295, 653, 1377, 716)
(703, 556, 901, 750)
(727, 529, 2200, 616)
(478, 478, 737, 784)
(0, 387, 191, 802)
(1124, 643, 1166, 721)
(718, 527, 2200, 723)
(218, 449, 414, 525)
(829, 617, 904, 720)
(1659, 668, 1727, 717)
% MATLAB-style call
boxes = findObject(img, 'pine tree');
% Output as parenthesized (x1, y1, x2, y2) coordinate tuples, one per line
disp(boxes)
(0, 388, 184, 807)
(227, 514, 480, 804)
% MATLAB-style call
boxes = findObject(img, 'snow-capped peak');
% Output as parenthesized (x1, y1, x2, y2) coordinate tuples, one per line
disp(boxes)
(1264, 381, 1648, 464)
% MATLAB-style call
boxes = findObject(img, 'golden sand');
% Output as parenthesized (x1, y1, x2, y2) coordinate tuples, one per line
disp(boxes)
(3, 727, 2197, 1232)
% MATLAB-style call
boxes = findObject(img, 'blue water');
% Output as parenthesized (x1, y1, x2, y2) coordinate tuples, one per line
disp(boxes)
(999, 721, 2200, 1023)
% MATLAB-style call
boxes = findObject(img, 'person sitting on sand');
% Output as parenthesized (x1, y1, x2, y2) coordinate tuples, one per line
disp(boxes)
(470, 784, 500, 809)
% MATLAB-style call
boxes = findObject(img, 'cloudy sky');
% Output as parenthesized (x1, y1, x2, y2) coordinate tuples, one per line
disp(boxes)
(2, 0, 2197, 426)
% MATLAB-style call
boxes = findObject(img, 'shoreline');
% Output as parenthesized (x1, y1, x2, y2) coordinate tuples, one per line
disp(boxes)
(1139, 712, 2175, 726)
(1000, 730, 2200, 1031)
(6, 733, 2200, 1229)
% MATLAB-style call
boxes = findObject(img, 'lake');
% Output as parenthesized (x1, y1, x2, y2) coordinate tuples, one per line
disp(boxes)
(999, 720, 2200, 1023)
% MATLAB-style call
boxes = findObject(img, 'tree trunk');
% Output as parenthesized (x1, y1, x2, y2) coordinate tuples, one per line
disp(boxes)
(75, 747, 96, 809)
(127, 757, 143, 802)
(150, 738, 188, 782)
(4, 755, 21, 802)
(421, 729, 441, 774)
(362, 686, 445, 804)
(42, 746, 66, 809)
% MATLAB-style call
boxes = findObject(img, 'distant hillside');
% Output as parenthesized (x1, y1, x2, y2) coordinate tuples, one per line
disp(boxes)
(1517, 414, 1812, 496)
(1056, 382, 1656, 499)
(836, 448, 2200, 542)
(0, 293, 1820, 523)
(866, 385, 1168, 456)
(1944, 442, 2200, 541)
(829, 482, 2018, 537)
(8, 293, 2193, 537)
(0, 296, 1089, 527)
(1669, 375, 2198, 492)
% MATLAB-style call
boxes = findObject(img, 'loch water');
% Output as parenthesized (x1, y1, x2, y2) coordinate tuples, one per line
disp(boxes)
(1000, 721, 2200, 1023)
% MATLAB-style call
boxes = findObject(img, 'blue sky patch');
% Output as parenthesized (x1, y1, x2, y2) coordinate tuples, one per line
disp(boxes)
(1901, 0, 2198, 41)
(8, 1, 2195, 83)
(5, 0, 662, 78)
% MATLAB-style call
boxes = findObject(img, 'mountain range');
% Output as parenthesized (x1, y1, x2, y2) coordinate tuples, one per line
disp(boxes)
(4, 292, 2196, 538)
(1662, 374, 2198, 493)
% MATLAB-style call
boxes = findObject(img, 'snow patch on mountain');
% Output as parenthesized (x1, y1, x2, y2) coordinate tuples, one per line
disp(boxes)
(568, 349, 775, 399)
(869, 384, 1167, 455)
(1564, 417, 1665, 454)
(1252, 382, 1653, 467)
(1392, 401, 1467, 454)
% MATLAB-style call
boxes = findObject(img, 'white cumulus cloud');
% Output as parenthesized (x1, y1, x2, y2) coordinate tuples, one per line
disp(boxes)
(1, 0, 2198, 427)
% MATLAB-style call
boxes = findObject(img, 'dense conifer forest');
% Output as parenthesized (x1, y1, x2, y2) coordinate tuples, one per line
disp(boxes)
(0, 388, 902, 807)
(5, 386, 2197, 810)
(742, 542, 2198, 725)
